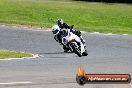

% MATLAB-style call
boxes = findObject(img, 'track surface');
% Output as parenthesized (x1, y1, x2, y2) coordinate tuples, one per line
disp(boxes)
(0, 26, 132, 88)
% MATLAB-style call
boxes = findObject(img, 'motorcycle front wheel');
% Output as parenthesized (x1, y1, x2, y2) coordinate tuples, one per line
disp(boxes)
(70, 43, 82, 57)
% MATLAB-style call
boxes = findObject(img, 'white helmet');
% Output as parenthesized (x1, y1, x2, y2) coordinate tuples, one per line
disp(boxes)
(56, 19, 63, 25)
(51, 25, 60, 34)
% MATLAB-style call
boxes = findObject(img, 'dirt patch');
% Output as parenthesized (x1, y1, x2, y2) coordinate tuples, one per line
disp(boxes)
(0, 24, 51, 31)
(15, 24, 51, 30)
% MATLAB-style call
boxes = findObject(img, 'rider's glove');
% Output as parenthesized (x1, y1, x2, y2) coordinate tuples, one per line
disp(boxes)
(54, 35, 59, 42)
(76, 30, 81, 37)
(70, 25, 74, 29)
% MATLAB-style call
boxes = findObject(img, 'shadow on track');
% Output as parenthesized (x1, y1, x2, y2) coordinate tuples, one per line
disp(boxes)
(38, 52, 73, 58)
(39, 52, 72, 55)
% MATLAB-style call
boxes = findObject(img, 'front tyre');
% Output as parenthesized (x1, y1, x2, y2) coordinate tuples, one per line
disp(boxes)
(70, 43, 82, 57)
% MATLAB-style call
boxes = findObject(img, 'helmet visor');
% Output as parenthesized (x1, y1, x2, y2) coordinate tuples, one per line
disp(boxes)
(52, 29, 59, 34)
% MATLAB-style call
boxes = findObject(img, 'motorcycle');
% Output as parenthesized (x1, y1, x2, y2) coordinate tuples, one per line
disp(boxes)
(61, 28, 88, 57)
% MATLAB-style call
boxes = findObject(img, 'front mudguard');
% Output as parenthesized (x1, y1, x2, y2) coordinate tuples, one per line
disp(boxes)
(69, 41, 82, 57)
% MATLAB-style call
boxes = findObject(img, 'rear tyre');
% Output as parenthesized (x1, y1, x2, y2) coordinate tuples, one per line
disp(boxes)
(82, 48, 88, 56)
(70, 43, 82, 57)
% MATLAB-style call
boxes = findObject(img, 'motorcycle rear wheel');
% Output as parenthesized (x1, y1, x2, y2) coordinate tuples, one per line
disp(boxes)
(82, 47, 88, 56)
(82, 52, 88, 56)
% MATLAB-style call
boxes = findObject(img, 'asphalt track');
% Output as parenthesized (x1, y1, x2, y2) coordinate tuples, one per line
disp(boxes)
(0, 25, 132, 88)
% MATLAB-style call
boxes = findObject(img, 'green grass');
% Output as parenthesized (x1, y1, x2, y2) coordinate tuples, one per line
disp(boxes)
(0, 0, 132, 34)
(0, 50, 32, 59)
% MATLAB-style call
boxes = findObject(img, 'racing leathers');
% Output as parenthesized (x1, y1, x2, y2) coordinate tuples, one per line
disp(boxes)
(58, 23, 85, 45)
(56, 23, 85, 52)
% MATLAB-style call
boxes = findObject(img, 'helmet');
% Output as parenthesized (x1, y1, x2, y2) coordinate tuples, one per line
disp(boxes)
(51, 25, 60, 34)
(56, 19, 63, 25)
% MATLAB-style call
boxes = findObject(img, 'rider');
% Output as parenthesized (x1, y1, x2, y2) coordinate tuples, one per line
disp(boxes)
(52, 19, 86, 52)
(56, 19, 85, 45)
(51, 25, 62, 44)
(51, 25, 70, 52)
(56, 19, 75, 33)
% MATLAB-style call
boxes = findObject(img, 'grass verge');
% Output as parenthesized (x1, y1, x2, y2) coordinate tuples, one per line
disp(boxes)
(0, 50, 32, 59)
(0, 0, 132, 34)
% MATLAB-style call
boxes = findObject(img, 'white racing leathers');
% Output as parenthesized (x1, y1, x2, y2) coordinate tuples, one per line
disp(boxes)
(61, 28, 88, 57)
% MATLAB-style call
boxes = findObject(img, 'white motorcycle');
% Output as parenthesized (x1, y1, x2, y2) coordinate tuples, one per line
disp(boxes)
(61, 28, 88, 57)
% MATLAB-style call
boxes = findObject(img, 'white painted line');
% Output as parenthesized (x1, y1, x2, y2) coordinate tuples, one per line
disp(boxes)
(39, 55, 44, 57)
(0, 81, 32, 85)
(90, 32, 99, 34)
(80, 31, 87, 33)
(94, 32, 99, 34)
(1, 25, 6, 27)
(89, 32, 129, 36)
(107, 33, 113, 35)
(102, 33, 116, 36)
(32, 54, 39, 58)
(123, 34, 128, 35)
(0, 54, 39, 60)
(12, 26, 17, 28)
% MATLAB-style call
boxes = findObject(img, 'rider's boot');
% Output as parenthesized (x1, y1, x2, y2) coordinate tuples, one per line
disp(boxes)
(63, 45, 70, 52)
